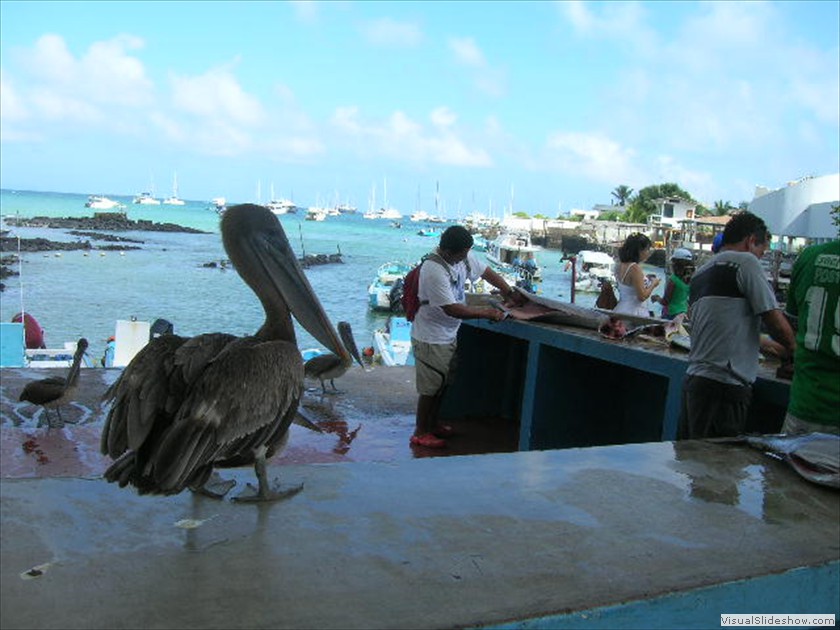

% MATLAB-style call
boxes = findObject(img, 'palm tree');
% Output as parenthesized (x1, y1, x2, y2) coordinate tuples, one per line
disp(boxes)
(611, 185, 634, 207)
(713, 200, 731, 216)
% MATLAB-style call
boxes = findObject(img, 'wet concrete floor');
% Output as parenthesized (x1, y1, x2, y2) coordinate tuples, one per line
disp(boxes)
(1, 365, 518, 479)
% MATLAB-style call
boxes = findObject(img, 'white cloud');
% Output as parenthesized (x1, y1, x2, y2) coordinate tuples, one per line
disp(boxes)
(430, 107, 457, 128)
(545, 131, 641, 183)
(558, 1, 655, 54)
(24, 33, 153, 107)
(359, 18, 423, 47)
(448, 37, 506, 97)
(289, 0, 319, 24)
(449, 37, 485, 67)
(653, 155, 714, 200)
(2, 32, 155, 138)
(170, 64, 266, 126)
(0, 70, 28, 122)
(330, 106, 492, 167)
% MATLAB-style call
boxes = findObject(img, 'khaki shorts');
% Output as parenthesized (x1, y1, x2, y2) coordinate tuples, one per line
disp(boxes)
(412, 339, 457, 396)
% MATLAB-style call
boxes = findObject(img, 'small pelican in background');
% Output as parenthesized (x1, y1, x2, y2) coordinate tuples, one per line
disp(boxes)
(19, 338, 89, 428)
(304, 321, 364, 394)
(101, 204, 352, 502)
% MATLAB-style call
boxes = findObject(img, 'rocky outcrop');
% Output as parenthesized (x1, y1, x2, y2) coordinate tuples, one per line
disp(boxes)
(3, 213, 207, 234)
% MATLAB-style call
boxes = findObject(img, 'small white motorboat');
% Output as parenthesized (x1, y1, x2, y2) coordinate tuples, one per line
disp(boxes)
(570, 250, 616, 293)
(373, 316, 414, 366)
(367, 261, 413, 312)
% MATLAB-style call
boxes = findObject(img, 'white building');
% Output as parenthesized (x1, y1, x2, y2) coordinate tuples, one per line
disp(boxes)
(748, 173, 839, 242)
(646, 197, 698, 229)
(570, 208, 601, 221)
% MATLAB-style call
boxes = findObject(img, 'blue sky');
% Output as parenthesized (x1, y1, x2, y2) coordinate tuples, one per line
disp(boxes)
(1, 1, 838, 216)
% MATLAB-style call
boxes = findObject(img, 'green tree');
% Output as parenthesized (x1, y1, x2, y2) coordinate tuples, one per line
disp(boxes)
(625, 183, 694, 224)
(712, 200, 732, 216)
(598, 209, 624, 222)
(513, 211, 530, 219)
(611, 185, 634, 207)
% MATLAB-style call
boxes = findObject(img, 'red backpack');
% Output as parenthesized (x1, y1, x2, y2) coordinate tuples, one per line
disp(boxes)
(401, 253, 470, 321)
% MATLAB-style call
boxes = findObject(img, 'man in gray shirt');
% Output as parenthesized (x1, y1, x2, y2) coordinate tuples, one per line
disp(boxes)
(678, 212, 795, 439)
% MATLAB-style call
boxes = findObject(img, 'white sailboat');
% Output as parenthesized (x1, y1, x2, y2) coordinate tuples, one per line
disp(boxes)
(379, 177, 402, 219)
(162, 172, 185, 206)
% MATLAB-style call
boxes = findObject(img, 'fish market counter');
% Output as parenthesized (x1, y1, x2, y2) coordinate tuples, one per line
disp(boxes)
(1, 441, 838, 629)
(441, 318, 791, 451)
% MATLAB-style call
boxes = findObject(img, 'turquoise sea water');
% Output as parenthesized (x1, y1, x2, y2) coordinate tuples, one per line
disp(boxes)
(1, 189, 664, 361)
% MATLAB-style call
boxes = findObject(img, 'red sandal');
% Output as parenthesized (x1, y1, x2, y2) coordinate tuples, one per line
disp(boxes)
(410, 433, 447, 448)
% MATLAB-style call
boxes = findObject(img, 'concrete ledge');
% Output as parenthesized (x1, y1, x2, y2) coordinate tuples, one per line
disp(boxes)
(2, 441, 838, 629)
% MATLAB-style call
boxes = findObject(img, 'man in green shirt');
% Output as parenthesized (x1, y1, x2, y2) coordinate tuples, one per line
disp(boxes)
(782, 240, 840, 435)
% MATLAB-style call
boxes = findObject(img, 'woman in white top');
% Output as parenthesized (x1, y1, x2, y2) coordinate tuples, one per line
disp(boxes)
(614, 233, 660, 317)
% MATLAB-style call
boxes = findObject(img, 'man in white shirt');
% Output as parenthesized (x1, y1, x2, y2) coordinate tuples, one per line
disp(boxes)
(410, 226, 514, 448)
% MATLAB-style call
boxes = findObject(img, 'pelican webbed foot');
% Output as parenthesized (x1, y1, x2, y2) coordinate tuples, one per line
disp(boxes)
(191, 472, 237, 499)
(231, 456, 303, 503)
(232, 481, 304, 503)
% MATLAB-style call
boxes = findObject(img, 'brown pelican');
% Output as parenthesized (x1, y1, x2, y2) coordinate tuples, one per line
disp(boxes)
(304, 321, 364, 393)
(19, 338, 88, 428)
(100, 204, 350, 502)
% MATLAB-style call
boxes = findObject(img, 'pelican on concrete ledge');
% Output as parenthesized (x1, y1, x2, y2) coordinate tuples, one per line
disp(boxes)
(19, 337, 89, 428)
(100, 204, 350, 502)
(304, 321, 364, 393)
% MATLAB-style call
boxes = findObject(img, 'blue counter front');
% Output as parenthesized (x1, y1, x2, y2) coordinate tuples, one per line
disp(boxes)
(440, 318, 791, 451)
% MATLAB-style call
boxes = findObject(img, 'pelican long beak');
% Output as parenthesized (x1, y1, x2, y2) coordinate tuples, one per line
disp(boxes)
(338, 322, 364, 368)
(223, 205, 344, 356)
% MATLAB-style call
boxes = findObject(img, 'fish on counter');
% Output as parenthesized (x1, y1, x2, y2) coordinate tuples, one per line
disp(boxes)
(740, 433, 840, 489)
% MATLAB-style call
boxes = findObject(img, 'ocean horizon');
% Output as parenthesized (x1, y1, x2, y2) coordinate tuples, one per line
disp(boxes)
(1, 188, 659, 362)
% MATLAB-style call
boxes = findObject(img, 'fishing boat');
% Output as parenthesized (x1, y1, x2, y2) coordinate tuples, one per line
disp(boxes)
(569, 250, 616, 293)
(486, 232, 540, 269)
(417, 227, 440, 238)
(84, 195, 123, 210)
(25, 342, 96, 368)
(471, 234, 489, 252)
(485, 231, 543, 292)
(372, 316, 414, 366)
(367, 261, 413, 312)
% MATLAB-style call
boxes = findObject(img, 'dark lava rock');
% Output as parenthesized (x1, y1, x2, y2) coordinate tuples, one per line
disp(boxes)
(3, 212, 206, 234)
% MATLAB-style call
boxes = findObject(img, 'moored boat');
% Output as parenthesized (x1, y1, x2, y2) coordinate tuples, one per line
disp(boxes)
(133, 191, 161, 205)
(373, 316, 414, 366)
(162, 173, 185, 205)
(305, 207, 328, 221)
(210, 197, 227, 215)
(569, 250, 616, 293)
(85, 195, 123, 210)
(267, 199, 297, 215)
(485, 231, 543, 292)
(367, 261, 413, 312)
